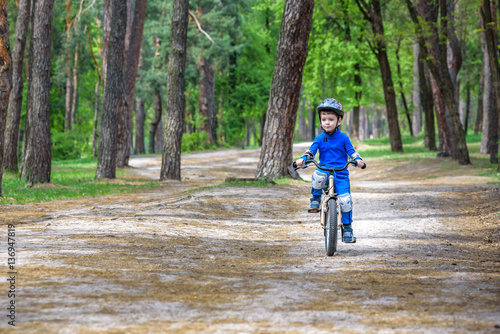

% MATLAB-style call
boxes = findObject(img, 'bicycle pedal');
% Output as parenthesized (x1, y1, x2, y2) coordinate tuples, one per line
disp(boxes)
(308, 208, 319, 213)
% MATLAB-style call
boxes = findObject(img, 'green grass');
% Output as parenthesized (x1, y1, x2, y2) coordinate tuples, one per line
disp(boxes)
(1, 158, 159, 204)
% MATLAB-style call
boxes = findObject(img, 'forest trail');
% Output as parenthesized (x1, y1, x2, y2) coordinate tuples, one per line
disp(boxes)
(1, 145, 499, 333)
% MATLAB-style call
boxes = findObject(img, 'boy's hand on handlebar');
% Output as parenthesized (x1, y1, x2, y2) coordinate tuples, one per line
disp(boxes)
(295, 158, 304, 167)
(356, 160, 365, 169)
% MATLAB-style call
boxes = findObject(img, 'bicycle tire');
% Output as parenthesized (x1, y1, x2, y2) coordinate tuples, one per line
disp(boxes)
(324, 198, 338, 256)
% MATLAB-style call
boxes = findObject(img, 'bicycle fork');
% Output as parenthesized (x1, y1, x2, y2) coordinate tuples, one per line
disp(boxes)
(320, 174, 338, 229)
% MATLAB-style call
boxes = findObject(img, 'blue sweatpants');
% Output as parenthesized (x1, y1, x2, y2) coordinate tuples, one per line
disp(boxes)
(311, 171, 352, 226)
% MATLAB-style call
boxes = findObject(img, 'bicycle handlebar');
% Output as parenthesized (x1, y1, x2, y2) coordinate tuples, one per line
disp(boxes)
(292, 159, 367, 172)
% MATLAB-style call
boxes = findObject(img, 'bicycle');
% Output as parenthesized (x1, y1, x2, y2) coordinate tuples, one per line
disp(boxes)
(293, 159, 366, 256)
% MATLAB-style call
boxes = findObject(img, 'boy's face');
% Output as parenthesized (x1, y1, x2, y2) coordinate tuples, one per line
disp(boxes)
(320, 112, 342, 133)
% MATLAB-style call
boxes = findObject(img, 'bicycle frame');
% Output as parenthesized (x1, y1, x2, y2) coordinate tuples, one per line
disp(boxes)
(293, 158, 366, 256)
(320, 174, 338, 228)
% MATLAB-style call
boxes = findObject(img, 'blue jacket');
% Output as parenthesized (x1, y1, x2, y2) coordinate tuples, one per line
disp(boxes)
(301, 131, 361, 175)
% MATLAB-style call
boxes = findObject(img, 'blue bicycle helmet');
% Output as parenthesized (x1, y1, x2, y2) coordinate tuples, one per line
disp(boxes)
(317, 98, 344, 119)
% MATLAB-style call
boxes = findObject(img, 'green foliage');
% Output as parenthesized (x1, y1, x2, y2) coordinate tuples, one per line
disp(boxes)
(181, 131, 220, 153)
(51, 131, 83, 161)
(3, 0, 488, 169)
(51, 129, 93, 161)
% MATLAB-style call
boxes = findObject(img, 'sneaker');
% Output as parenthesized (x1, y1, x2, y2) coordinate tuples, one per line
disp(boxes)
(308, 197, 321, 213)
(342, 224, 356, 243)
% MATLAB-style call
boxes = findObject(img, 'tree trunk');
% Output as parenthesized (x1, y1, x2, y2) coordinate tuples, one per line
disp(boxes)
(0, 0, 12, 196)
(116, 99, 127, 167)
(436, 0, 469, 164)
(418, 52, 436, 151)
(134, 97, 145, 154)
(149, 35, 162, 154)
(430, 72, 453, 156)
(117, 0, 147, 167)
(155, 119, 162, 153)
(396, 38, 413, 136)
(463, 86, 471, 133)
(419, 0, 451, 157)
(102, 0, 111, 88)
(160, 0, 189, 181)
(20, 0, 37, 172)
(124, 0, 134, 61)
(475, 60, 484, 136)
(64, 1, 73, 132)
(64, 62, 73, 130)
(20, 0, 54, 185)
(406, 0, 470, 164)
(70, 44, 79, 130)
(255, 0, 314, 179)
(412, 41, 422, 136)
(149, 86, 162, 153)
(96, 0, 127, 179)
(481, 0, 500, 164)
(198, 57, 217, 145)
(3, 0, 30, 172)
(481, 29, 492, 154)
(134, 52, 145, 155)
(356, 0, 403, 152)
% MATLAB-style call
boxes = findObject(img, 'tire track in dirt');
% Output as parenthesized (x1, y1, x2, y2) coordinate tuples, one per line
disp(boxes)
(1, 147, 499, 333)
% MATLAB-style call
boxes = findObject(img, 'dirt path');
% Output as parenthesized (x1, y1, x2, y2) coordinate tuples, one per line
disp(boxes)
(1, 146, 499, 333)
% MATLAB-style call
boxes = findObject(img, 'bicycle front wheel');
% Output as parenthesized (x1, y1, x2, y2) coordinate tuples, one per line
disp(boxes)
(324, 198, 338, 256)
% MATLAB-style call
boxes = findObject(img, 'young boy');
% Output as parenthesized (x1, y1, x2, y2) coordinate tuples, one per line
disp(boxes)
(295, 98, 365, 243)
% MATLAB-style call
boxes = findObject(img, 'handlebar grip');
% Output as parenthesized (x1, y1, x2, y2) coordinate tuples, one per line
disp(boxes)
(292, 162, 298, 169)
(361, 163, 367, 170)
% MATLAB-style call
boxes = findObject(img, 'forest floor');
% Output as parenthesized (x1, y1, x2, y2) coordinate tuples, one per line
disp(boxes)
(1, 144, 499, 333)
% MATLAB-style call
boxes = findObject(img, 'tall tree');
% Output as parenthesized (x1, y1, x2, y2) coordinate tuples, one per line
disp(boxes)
(480, 0, 500, 165)
(480, 28, 492, 154)
(96, 0, 127, 179)
(193, 5, 217, 145)
(102, 0, 111, 87)
(0, 0, 12, 196)
(395, 37, 413, 137)
(418, 47, 437, 151)
(64, 1, 73, 131)
(255, 0, 314, 179)
(134, 55, 146, 155)
(160, 0, 189, 181)
(419, 0, 453, 156)
(3, 0, 30, 172)
(20, 0, 55, 185)
(134, 97, 146, 154)
(405, 0, 471, 165)
(117, 0, 148, 167)
(198, 55, 217, 144)
(475, 62, 484, 136)
(150, 84, 162, 153)
(149, 35, 162, 154)
(412, 41, 422, 136)
(355, 0, 403, 152)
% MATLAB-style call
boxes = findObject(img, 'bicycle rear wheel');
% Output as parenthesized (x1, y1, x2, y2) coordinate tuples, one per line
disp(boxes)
(324, 198, 338, 256)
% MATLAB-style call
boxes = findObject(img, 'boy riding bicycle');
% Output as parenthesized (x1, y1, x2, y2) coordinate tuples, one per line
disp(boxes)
(295, 98, 365, 243)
